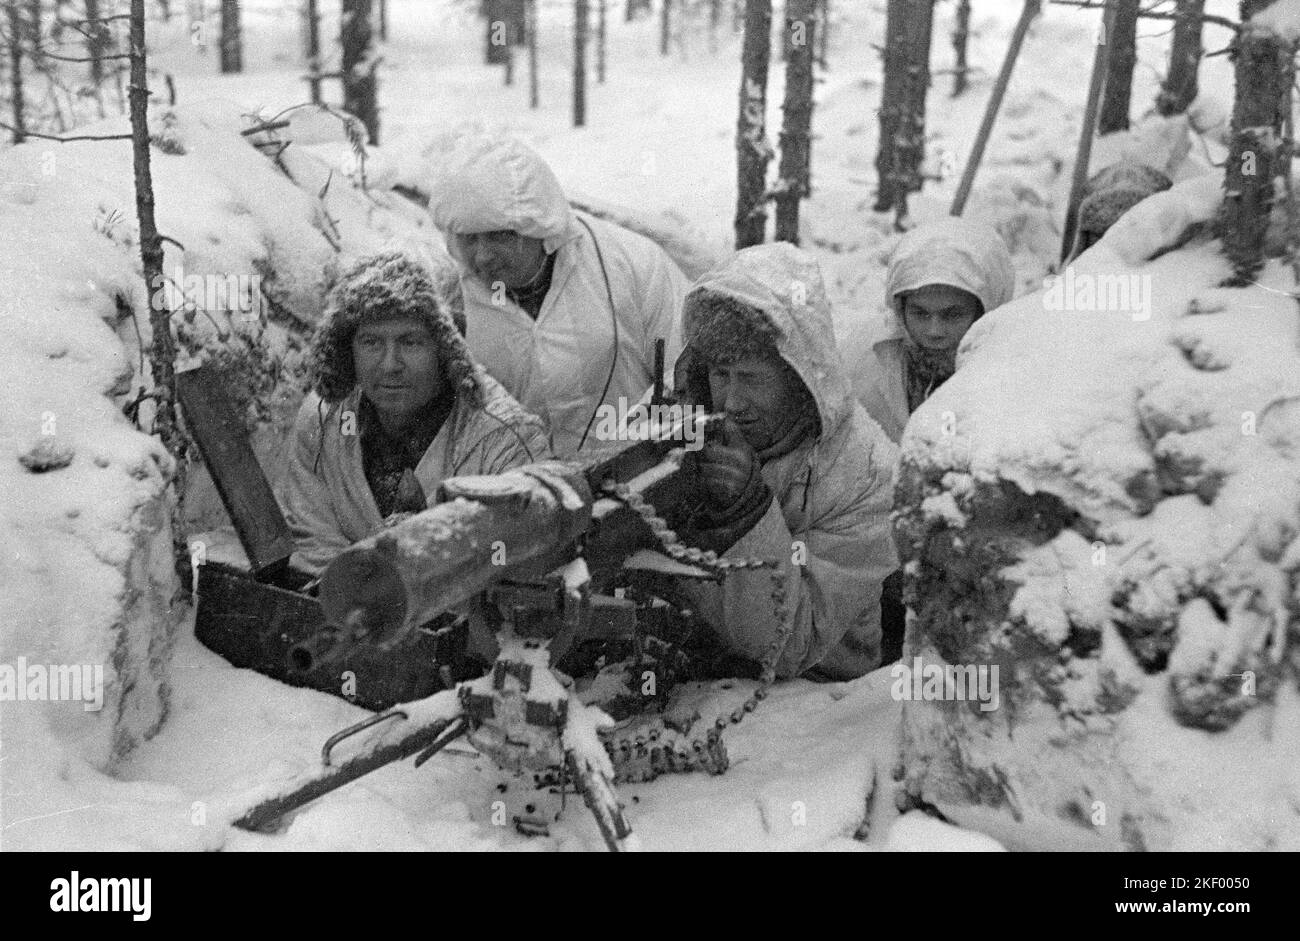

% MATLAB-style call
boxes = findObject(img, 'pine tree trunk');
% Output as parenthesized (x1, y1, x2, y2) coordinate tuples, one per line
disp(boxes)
(815, 0, 829, 70)
(874, 0, 908, 213)
(86, 0, 104, 88)
(528, 0, 539, 107)
(735, 0, 773, 248)
(597, 0, 606, 83)
(306, 0, 322, 104)
(1156, 0, 1204, 116)
(952, 0, 971, 96)
(1218, 1, 1294, 284)
(774, 0, 816, 244)
(486, 0, 508, 63)
(341, 0, 379, 144)
(1097, 0, 1138, 134)
(6, 2, 26, 144)
(875, 0, 934, 221)
(574, 0, 588, 127)
(220, 0, 242, 73)
(659, 0, 670, 56)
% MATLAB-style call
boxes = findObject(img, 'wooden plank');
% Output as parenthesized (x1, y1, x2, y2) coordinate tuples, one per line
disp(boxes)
(176, 365, 295, 579)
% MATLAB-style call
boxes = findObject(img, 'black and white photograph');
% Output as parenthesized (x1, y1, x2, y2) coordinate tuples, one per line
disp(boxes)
(0, 0, 1293, 881)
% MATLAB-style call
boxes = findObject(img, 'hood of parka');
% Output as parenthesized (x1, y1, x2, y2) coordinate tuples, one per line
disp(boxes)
(681, 242, 853, 445)
(883, 217, 1015, 324)
(427, 136, 579, 256)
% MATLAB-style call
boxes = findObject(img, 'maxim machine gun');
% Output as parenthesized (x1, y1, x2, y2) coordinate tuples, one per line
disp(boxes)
(179, 359, 794, 852)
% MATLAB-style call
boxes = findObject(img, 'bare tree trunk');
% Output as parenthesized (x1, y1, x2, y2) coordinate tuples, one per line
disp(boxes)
(774, 0, 816, 244)
(86, 0, 105, 89)
(128, 0, 181, 468)
(874, 0, 907, 213)
(220, 0, 242, 73)
(815, 0, 829, 70)
(341, 0, 379, 144)
(875, 0, 934, 223)
(1219, 0, 1293, 284)
(659, 0, 670, 56)
(528, 0, 539, 107)
(1097, 0, 1137, 134)
(378, 0, 387, 40)
(952, 0, 971, 96)
(1060, 0, 1116, 262)
(951, 0, 1041, 216)
(735, 0, 773, 248)
(574, 0, 587, 127)
(6, 2, 26, 144)
(1156, 0, 1204, 116)
(306, 0, 321, 104)
(598, 0, 606, 84)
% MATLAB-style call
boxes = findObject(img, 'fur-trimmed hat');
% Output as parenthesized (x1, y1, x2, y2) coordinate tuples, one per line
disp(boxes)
(309, 250, 479, 405)
(683, 289, 783, 366)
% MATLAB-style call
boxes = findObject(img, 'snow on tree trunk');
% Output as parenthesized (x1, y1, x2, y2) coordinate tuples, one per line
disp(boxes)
(874, 0, 934, 223)
(6, 1, 25, 144)
(219, 0, 242, 74)
(1218, 0, 1294, 285)
(952, 0, 971, 97)
(305, 0, 322, 104)
(341, 0, 379, 144)
(894, 179, 1300, 851)
(573, 0, 587, 127)
(1097, 0, 1138, 135)
(774, 0, 816, 245)
(1156, 0, 1205, 116)
(734, 0, 773, 248)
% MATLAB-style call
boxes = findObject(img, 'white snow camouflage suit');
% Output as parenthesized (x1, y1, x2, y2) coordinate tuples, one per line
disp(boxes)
(427, 136, 688, 457)
(839, 218, 1015, 444)
(279, 257, 552, 577)
(676, 243, 900, 680)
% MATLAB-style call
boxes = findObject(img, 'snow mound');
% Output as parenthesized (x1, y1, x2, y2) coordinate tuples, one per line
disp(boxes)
(0, 101, 439, 849)
(896, 169, 1300, 850)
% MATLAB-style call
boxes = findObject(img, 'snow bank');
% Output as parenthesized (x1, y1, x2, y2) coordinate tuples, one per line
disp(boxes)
(0, 101, 436, 849)
(895, 171, 1300, 850)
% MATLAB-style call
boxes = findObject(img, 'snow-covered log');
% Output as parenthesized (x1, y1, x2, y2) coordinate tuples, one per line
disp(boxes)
(894, 177, 1300, 851)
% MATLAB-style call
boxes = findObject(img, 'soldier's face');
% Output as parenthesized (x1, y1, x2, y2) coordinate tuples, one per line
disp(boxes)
(706, 352, 807, 453)
(450, 230, 548, 291)
(352, 317, 444, 426)
(900, 284, 983, 354)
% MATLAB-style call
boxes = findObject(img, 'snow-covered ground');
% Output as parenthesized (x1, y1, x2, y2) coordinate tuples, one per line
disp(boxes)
(0, 0, 1261, 851)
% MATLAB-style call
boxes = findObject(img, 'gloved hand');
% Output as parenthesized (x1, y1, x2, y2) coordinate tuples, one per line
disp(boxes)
(685, 418, 773, 553)
(698, 417, 763, 510)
